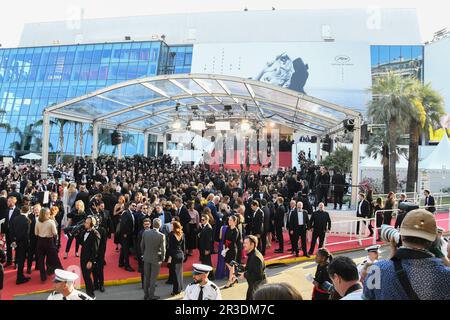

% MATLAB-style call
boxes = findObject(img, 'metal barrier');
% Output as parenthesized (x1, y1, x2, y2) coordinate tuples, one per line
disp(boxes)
(323, 217, 377, 248)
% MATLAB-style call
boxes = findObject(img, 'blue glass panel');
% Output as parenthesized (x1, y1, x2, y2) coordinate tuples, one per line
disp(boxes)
(370, 46, 379, 66)
(378, 46, 389, 65)
(60, 96, 126, 118)
(390, 46, 401, 62)
(401, 46, 412, 62)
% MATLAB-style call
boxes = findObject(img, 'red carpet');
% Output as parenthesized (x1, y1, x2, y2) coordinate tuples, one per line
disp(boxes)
(2, 211, 448, 300)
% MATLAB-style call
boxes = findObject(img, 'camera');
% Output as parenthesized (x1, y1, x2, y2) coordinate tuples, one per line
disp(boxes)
(380, 224, 400, 244)
(230, 260, 245, 276)
(321, 281, 334, 293)
(64, 220, 85, 238)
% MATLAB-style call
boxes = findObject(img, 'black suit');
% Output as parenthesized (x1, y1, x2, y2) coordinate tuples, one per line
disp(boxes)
(27, 213, 37, 271)
(425, 195, 436, 213)
(288, 209, 309, 255)
(11, 214, 30, 281)
(244, 249, 266, 300)
(198, 224, 215, 280)
(309, 210, 331, 254)
(176, 205, 191, 231)
(93, 226, 107, 289)
(261, 206, 271, 256)
(80, 229, 100, 297)
(119, 210, 135, 268)
(274, 204, 286, 251)
(4, 207, 21, 264)
(250, 208, 264, 252)
(331, 173, 345, 209)
(356, 199, 373, 235)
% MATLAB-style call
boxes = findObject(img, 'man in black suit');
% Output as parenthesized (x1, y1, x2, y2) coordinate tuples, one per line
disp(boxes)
(356, 193, 373, 236)
(308, 202, 332, 255)
(47, 192, 64, 248)
(27, 204, 39, 274)
(8, 185, 22, 208)
(198, 214, 215, 280)
(174, 198, 191, 233)
(316, 167, 330, 207)
(250, 201, 264, 252)
(119, 202, 136, 272)
(11, 206, 31, 284)
(260, 199, 271, 256)
(4, 196, 21, 266)
(331, 171, 346, 210)
(80, 216, 100, 298)
(286, 200, 297, 252)
(424, 190, 436, 213)
(288, 201, 310, 257)
(273, 197, 286, 253)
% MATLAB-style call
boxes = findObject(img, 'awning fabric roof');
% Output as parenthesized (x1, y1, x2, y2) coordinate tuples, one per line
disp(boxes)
(419, 132, 450, 170)
(44, 73, 360, 135)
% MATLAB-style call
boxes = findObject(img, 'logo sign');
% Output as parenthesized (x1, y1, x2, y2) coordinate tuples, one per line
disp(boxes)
(334, 55, 351, 64)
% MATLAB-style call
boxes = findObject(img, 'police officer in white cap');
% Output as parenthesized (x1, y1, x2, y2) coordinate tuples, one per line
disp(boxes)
(47, 269, 94, 300)
(357, 244, 381, 281)
(183, 264, 222, 300)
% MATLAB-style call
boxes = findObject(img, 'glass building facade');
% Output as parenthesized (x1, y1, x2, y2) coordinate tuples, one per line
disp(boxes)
(370, 45, 424, 82)
(0, 41, 192, 158)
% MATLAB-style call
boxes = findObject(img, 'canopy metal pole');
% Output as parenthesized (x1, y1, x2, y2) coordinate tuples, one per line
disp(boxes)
(92, 122, 99, 159)
(350, 116, 362, 210)
(315, 136, 322, 165)
(118, 143, 122, 160)
(144, 131, 149, 157)
(41, 112, 51, 178)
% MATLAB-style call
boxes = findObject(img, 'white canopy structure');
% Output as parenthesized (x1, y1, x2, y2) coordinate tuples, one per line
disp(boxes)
(419, 133, 450, 170)
(20, 153, 42, 160)
(41, 73, 362, 206)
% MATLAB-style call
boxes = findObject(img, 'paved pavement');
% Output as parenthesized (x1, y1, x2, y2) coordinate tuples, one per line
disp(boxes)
(15, 247, 392, 300)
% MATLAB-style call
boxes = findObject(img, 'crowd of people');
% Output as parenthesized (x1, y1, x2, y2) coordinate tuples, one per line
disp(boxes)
(0, 154, 449, 300)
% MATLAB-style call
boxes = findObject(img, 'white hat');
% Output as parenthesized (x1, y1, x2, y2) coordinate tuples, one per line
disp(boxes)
(192, 263, 213, 275)
(365, 245, 381, 253)
(53, 269, 79, 283)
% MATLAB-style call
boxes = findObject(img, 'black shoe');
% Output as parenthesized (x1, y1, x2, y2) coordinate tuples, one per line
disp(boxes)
(304, 253, 311, 258)
(170, 291, 181, 296)
(5, 262, 12, 267)
(27, 268, 32, 274)
(308, 252, 314, 256)
(118, 264, 124, 268)
(99, 286, 105, 292)
(94, 285, 99, 291)
(16, 278, 31, 285)
(295, 252, 299, 257)
(165, 280, 173, 285)
(125, 267, 135, 272)
(274, 249, 284, 253)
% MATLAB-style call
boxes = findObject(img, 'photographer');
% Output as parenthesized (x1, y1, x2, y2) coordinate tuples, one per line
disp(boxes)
(363, 209, 450, 300)
(80, 216, 100, 298)
(327, 256, 363, 300)
(237, 235, 266, 300)
(64, 200, 86, 259)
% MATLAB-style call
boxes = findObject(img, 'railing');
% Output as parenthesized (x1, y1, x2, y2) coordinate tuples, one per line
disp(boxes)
(322, 217, 377, 248)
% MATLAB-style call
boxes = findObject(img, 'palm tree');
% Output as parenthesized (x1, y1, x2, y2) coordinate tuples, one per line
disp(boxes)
(368, 72, 414, 192)
(0, 110, 11, 132)
(365, 127, 408, 193)
(35, 117, 67, 164)
(405, 82, 445, 192)
(9, 123, 53, 158)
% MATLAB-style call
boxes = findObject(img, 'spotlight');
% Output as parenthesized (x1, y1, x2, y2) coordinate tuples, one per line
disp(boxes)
(269, 122, 276, 128)
(190, 120, 206, 131)
(172, 120, 181, 129)
(241, 119, 251, 131)
(191, 105, 199, 111)
(224, 105, 232, 111)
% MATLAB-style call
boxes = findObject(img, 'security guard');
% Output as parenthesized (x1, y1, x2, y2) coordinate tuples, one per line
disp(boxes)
(357, 244, 380, 279)
(47, 269, 94, 300)
(183, 264, 222, 300)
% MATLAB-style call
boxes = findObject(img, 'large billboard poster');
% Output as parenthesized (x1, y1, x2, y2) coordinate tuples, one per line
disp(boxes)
(191, 42, 372, 113)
